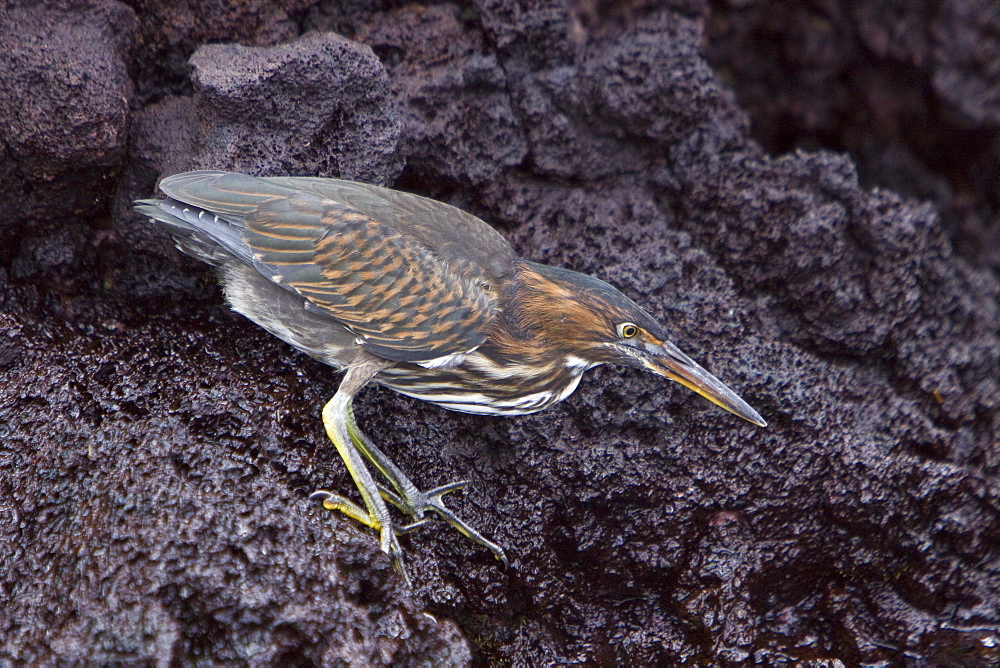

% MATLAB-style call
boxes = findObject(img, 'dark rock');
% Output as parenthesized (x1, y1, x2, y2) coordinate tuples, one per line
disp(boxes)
(135, 0, 316, 55)
(706, 0, 1000, 274)
(0, 311, 22, 370)
(11, 226, 89, 280)
(131, 0, 321, 102)
(474, 0, 581, 66)
(582, 14, 739, 147)
(0, 0, 137, 231)
(363, 5, 528, 186)
(1, 0, 999, 664)
(117, 31, 403, 254)
(114, 96, 203, 255)
(188, 31, 402, 182)
(0, 298, 471, 664)
(933, 0, 1000, 126)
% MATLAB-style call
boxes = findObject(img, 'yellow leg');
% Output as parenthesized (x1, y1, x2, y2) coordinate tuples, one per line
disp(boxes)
(311, 363, 410, 584)
(345, 404, 509, 566)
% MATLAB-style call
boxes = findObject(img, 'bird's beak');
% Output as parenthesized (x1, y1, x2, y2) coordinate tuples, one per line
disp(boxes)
(638, 340, 767, 427)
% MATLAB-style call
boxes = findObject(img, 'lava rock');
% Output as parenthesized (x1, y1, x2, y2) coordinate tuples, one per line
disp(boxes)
(705, 0, 1000, 276)
(1, 0, 999, 665)
(119, 31, 403, 254)
(187, 31, 402, 182)
(933, 0, 1000, 126)
(0, 299, 471, 664)
(363, 4, 528, 186)
(131, 0, 319, 102)
(0, 0, 137, 231)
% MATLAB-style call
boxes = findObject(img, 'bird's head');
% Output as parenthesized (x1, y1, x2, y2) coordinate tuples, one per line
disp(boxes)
(513, 262, 766, 427)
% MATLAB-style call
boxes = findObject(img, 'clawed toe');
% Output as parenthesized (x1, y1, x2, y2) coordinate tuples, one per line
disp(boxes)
(316, 391, 508, 584)
(392, 480, 509, 567)
(379, 525, 412, 586)
(425, 480, 470, 499)
(310, 490, 416, 584)
(311, 489, 429, 536)
(309, 490, 372, 527)
(314, 482, 508, 568)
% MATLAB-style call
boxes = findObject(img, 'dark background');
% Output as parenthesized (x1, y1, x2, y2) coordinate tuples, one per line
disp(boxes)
(1, 0, 998, 664)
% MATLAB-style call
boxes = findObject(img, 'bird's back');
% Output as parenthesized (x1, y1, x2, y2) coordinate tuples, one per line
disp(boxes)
(137, 171, 519, 363)
(264, 175, 517, 288)
(144, 171, 517, 287)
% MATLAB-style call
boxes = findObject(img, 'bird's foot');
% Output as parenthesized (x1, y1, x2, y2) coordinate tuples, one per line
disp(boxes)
(309, 490, 427, 584)
(377, 481, 509, 567)
(339, 402, 509, 569)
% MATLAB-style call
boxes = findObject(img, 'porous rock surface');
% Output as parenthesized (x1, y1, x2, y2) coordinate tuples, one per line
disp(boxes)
(0, 0, 137, 230)
(1, 0, 998, 664)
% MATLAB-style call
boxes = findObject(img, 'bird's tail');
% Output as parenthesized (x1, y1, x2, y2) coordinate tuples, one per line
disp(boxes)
(135, 198, 253, 267)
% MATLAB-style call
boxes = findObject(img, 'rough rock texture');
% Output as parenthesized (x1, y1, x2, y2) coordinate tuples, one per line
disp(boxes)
(187, 32, 402, 182)
(706, 0, 1000, 273)
(2, 0, 999, 664)
(125, 0, 321, 102)
(0, 0, 137, 232)
(117, 30, 403, 254)
(0, 299, 471, 664)
(363, 4, 528, 186)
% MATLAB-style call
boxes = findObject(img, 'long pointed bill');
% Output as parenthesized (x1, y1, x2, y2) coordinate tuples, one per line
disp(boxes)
(641, 342, 767, 427)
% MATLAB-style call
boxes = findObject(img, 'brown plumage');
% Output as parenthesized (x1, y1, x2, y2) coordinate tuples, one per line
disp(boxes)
(136, 170, 766, 583)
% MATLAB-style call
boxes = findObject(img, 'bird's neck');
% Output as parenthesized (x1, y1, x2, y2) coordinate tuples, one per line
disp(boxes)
(484, 261, 605, 371)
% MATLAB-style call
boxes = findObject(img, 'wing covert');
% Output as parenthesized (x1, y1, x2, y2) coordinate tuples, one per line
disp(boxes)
(244, 191, 497, 362)
(264, 176, 518, 289)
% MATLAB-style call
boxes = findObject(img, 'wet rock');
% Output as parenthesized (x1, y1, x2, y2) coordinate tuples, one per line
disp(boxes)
(2, 0, 999, 664)
(188, 31, 402, 182)
(0, 0, 137, 231)
(0, 299, 471, 664)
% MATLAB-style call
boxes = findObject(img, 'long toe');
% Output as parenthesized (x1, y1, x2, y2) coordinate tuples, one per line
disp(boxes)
(313, 482, 507, 569)
(406, 481, 509, 567)
(382, 526, 411, 586)
(427, 500, 509, 567)
(312, 489, 417, 582)
(310, 489, 375, 528)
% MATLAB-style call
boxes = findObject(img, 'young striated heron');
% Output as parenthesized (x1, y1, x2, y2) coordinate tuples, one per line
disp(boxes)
(137, 171, 766, 582)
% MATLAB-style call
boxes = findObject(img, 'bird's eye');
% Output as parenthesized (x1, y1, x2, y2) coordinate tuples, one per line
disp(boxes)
(617, 322, 639, 338)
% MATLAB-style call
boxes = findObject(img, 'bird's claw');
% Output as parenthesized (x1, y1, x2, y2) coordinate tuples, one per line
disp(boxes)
(315, 482, 508, 567)
(310, 489, 426, 536)
(310, 490, 414, 584)
(379, 525, 412, 585)
(378, 480, 509, 567)
(393, 517, 433, 535)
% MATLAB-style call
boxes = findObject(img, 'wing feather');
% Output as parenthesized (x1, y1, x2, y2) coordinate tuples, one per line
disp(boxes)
(149, 171, 510, 363)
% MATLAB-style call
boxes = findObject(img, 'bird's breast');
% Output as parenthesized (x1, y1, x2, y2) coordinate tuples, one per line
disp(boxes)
(376, 351, 598, 416)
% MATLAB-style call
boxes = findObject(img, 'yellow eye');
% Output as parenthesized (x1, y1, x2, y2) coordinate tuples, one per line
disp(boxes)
(618, 323, 639, 338)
